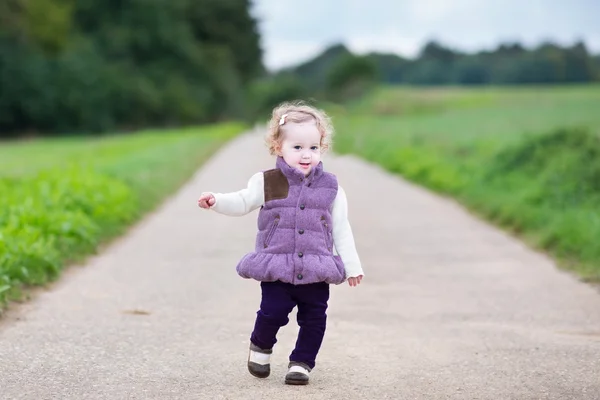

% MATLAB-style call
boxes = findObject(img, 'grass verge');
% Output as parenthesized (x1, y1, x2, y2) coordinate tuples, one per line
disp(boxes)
(330, 85, 600, 281)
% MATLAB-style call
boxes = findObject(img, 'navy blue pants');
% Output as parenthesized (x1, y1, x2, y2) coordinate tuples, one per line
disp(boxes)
(250, 280, 330, 370)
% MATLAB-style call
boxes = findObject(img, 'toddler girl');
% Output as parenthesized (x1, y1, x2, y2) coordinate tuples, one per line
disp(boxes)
(197, 101, 364, 385)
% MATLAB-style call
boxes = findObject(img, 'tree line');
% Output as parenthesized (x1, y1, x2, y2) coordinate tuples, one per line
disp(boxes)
(2, 1, 598, 138)
(387, 40, 599, 85)
(257, 40, 600, 108)
(0, 0, 262, 137)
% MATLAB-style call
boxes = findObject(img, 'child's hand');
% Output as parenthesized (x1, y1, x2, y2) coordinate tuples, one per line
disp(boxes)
(198, 193, 216, 209)
(347, 275, 363, 287)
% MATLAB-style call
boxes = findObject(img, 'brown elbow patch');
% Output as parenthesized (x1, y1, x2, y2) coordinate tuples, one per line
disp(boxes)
(264, 169, 289, 202)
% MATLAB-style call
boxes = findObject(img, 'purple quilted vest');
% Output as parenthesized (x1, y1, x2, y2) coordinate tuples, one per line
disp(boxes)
(236, 156, 345, 285)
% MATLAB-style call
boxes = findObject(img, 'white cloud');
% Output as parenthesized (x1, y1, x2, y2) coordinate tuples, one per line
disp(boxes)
(347, 31, 423, 58)
(252, 0, 600, 70)
(262, 39, 329, 70)
(405, 0, 478, 23)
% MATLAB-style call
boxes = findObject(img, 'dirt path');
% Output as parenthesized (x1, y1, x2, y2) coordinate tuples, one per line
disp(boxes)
(1, 130, 599, 399)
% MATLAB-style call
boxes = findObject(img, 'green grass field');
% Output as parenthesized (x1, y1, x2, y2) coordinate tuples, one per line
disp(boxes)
(330, 84, 600, 281)
(0, 123, 244, 308)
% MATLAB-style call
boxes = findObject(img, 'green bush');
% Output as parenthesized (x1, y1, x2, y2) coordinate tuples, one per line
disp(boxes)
(0, 168, 137, 300)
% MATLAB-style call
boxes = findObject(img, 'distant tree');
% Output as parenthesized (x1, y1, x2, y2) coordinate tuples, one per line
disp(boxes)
(325, 54, 379, 100)
(494, 42, 527, 58)
(420, 40, 459, 64)
(281, 43, 353, 92)
(364, 52, 409, 84)
(453, 56, 490, 84)
(594, 55, 600, 79)
(563, 41, 596, 82)
(535, 42, 567, 82)
(246, 74, 308, 121)
(405, 59, 452, 85)
(183, 0, 264, 84)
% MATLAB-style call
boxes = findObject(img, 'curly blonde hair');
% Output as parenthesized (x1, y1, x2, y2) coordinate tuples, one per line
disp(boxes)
(265, 101, 334, 155)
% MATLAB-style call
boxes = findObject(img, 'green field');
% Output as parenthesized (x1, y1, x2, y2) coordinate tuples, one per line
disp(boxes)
(330, 84, 600, 281)
(0, 123, 244, 307)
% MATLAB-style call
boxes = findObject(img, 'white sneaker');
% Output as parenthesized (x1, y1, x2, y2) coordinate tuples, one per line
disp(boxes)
(285, 362, 311, 385)
(247, 343, 272, 378)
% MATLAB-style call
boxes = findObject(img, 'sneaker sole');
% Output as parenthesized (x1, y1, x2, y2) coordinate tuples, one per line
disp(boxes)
(285, 378, 309, 385)
(248, 362, 270, 378)
(285, 374, 309, 385)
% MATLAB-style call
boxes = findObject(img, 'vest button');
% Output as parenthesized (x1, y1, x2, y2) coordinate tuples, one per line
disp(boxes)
(299, 204, 305, 210)
(297, 274, 303, 280)
(298, 252, 303, 258)
(299, 229, 304, 234)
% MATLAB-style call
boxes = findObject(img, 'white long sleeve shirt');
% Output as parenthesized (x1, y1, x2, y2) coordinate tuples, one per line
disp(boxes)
(205, 172, 364, 279)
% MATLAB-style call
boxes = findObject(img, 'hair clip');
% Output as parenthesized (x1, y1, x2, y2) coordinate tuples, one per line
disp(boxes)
(279, 114, 288, 126)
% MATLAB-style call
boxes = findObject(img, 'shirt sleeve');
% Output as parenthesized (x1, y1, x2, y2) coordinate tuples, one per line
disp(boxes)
(204, 172, 265, 216)
(331, 185, 364, 278)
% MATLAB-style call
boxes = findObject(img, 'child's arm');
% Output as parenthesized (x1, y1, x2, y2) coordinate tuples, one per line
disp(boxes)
(331, 186, 364, 285)
(198, 172, 265, 216)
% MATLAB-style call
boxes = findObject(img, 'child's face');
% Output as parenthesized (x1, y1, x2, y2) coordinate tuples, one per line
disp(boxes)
(278, 122, 322, 176)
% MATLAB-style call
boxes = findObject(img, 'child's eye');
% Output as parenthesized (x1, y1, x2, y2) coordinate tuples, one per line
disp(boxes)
(294, 145, 301, 150)
(311, 146, 319, 151)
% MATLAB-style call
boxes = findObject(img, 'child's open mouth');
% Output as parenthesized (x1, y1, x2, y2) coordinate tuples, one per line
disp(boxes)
(299, 162, 310, 169)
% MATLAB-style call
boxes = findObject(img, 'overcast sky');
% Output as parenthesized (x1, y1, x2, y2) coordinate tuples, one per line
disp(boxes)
(251, 0, 600, 71)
